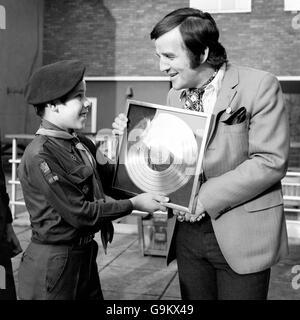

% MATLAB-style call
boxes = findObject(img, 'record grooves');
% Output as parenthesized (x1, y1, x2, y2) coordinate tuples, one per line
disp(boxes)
(125, 113, 198, 195)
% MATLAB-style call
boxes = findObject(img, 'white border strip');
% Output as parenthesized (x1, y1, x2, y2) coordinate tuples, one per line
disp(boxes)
(277, 76, 300, 81)
(85, 76, 170, 82)
(85, 76, 300, 82)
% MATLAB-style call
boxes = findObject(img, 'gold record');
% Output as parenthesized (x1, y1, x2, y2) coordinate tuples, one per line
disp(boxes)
(125, 112, 198, 195)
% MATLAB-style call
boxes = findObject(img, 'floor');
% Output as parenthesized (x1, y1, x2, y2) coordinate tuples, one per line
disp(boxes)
(5, 173, 300, 300)
(11, 216, 300, 300)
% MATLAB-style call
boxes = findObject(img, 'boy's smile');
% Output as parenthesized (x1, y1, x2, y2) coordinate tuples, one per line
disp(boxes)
(51, 80, 91, 131)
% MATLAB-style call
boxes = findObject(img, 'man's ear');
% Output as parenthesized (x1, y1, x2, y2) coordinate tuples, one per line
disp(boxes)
(200, 47, 209, 64)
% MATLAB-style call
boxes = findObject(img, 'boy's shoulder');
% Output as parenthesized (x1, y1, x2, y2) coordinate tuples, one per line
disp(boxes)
(23, 135, 49, 160)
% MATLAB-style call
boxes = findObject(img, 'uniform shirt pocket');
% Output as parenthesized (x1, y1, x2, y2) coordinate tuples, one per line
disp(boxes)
(67, 165, 93, 184)
(67, 165, 94, 197)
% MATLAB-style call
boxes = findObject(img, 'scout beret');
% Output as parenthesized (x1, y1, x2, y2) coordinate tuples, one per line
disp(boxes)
(24, 60, 85, 105)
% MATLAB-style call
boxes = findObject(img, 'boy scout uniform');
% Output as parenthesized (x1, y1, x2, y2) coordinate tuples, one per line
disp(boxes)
(17, 60, 133, 300)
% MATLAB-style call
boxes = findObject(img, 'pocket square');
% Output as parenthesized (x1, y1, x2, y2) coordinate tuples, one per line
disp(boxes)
(223, 107, 246, 125)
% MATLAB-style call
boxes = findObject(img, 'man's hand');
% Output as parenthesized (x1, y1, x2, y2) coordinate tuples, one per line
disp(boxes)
(173, 199, 206, 223)
(5, 223, 22, 257)
(112, 113, 128, 135)
(130, 193, 169, 213)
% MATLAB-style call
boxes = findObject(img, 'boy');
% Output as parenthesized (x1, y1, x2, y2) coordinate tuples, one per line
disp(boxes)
(18, 60, 167, 300)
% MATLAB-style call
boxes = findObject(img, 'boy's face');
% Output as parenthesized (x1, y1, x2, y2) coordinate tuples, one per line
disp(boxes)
(154, 26, 203, 90)
(55, 80, 91, 131)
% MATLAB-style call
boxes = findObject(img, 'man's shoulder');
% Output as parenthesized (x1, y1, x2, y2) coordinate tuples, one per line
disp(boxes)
(228, 63, 277, 82)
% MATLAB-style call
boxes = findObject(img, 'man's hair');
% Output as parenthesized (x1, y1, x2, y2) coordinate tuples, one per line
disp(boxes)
(150, 7, 227, 69)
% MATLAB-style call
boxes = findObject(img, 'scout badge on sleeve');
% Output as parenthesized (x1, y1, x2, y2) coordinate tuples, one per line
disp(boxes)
(39, 160, 59, 184)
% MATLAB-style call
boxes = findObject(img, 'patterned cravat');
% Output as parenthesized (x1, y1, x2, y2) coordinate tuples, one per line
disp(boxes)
(184, 88, 206, 112)
(184, 69, 219, 112)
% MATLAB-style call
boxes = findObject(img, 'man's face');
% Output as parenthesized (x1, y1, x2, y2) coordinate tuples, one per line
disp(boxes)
(155, 26, 203, 90)
(55, 80, 91, 131)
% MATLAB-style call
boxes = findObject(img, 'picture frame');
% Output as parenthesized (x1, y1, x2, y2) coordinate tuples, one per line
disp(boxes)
(82, 97, 97, 134)
(112, 99, 213, 213)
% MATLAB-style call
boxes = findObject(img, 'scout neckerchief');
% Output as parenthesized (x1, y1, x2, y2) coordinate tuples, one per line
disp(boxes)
(36, 124, 114, 253)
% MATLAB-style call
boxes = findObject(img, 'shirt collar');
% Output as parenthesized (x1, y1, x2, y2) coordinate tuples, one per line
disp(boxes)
(40, 119, 74, 152)
(41, 119, 76, 135)
(207, 63, 226, 93)
(180, 63, 226, 101)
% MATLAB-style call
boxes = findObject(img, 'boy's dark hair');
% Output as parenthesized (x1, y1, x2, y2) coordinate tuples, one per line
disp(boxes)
(150, 7, 227, 69)
(34, 90, 76, 117)
(34, 104, 46, 117)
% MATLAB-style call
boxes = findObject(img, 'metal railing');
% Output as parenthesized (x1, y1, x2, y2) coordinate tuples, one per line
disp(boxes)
(5, 134, 34, 219)
(282, 171, 300, 214)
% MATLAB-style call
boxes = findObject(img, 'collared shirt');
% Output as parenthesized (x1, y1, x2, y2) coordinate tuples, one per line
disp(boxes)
(180, 63, 226, 114)
(18, 120, 133, 245)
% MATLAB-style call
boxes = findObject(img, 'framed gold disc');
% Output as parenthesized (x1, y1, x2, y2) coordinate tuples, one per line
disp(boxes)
(112, 99, 213, 213)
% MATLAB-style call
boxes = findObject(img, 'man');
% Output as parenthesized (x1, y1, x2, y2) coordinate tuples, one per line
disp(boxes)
(0, 139, 22, 300)
(17, 60, 168, 300)
(114, 8, 290, 300)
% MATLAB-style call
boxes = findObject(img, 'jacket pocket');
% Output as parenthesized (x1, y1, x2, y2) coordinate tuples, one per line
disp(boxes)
(244, 188, 283, 212)
(219, 118, 249, 133)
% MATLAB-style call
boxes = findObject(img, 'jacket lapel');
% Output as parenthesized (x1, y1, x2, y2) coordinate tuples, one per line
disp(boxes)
(205, 64, 239, 147)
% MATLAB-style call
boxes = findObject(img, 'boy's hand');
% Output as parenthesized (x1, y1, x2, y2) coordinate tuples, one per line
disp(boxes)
(112, 113, 128, 135)
(130, 193, 169, 213)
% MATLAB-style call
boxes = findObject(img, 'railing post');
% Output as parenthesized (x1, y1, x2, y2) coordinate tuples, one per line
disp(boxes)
(6, 133, 34, 221)
(10, 138, 17, 219)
